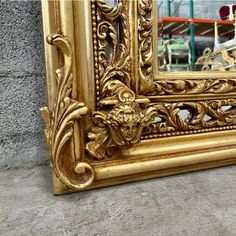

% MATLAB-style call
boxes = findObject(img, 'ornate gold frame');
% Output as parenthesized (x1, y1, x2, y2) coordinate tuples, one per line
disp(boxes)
(41, 0, 236, 195)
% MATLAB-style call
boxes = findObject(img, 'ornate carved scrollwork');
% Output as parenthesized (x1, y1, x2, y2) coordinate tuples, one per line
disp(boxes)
(39, 0, 236, 195)
(86, 89, 157, 159)
(149, 48, 236, 95)
(88, 0, 236, 158)
(95, 0, 131, 99)
(152, 78, 236, 95)
(40, 34, 94, 189)
(87, 0, 158, 159)
(138, 0, 155, 93)
(144, 99, 236, 135)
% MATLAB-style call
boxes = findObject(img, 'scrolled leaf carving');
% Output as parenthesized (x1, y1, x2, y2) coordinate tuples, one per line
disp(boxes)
(138, 0, 154, 93)
(152, 79, 236, 95)
(96, 0, 131, 98)
(40, 34, 94, 189)
(150, 47, 236, 96)
(96, 0, 123, 22)
(144, 99, 236, 135)
(89, 1, 236, 157)
(89, 0, 157, 160)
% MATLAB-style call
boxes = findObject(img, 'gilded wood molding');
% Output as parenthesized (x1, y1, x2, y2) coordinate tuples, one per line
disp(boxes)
(88, 0, 236, 147)
(93, 0, 131, 101)
(40, 34, 94, 189)
(144, 98, 236, 135)
(138, 0, 155, 93)
(40, 0, 236, 195)
(152, 78, 236, 95)
(86, 89, 157, 159)
(87, 0, 158, 159)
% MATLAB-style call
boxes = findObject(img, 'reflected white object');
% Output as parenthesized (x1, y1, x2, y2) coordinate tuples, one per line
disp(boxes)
(214, 21, 236, 51)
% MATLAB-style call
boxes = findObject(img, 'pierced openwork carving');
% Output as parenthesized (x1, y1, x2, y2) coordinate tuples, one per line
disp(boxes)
(95, 0, 131, 99)
(88, 0, 236, 157)
(144, 99, 236, 135)
(86, 89, 157, 159)
(87, 0, 158, 159)
(40, 34, 94, 189)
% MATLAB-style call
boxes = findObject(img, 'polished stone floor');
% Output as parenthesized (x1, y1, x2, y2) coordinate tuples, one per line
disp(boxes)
(1, 165, 236, 236)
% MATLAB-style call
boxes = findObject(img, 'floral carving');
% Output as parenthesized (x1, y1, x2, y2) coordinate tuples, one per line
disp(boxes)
(89, 0, 236, 158)
(86, 0, 158, 159)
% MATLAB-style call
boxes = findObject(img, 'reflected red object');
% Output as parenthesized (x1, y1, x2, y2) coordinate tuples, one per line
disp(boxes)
(220, 4, 236, 21)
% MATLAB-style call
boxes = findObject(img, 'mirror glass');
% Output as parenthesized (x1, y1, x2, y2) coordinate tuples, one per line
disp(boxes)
(157, 0, 236, 72)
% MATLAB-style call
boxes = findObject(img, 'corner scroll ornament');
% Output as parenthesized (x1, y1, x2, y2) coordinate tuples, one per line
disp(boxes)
(40, 34, 95, 189)
(87, 1, 157, 159)
(86, 89, 157, 159)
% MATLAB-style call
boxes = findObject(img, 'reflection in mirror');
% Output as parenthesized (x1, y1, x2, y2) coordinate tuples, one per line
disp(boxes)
(157, 0, 236, 72)
(107, 0, 116, 6)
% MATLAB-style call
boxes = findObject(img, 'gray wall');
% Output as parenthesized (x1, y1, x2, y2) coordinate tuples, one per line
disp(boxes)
(0, 1, 48, 169)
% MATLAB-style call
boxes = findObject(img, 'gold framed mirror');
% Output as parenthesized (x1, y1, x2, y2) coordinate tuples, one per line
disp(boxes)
(40, 0, 236, 195)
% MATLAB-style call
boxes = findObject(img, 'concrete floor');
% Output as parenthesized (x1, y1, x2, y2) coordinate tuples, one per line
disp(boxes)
(0, 166, 236, 236)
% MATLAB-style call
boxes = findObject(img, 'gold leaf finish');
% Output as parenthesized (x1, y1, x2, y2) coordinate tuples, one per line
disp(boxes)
(152, 79, 236, 95)
(86, 89, 157, 159)
(87, 0, 158, 159)
(41, 0, 236, 195)
(96, 0, 131, 99)
(40, 34, 94, 189)
(138, 0, 154, 93)
(144, 99, 236, 135)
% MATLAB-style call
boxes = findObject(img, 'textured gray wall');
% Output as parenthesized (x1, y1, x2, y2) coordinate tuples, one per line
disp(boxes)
(0, 1, 48, 169)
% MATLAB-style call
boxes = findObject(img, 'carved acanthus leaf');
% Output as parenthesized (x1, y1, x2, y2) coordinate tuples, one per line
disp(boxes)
(89, 0, 156, 160)
(152, 79, 236, 95)
(144, 99, 236, 135)
(40, 34, 94, 189)
(138, 0, 154, 93)
(97, 0, 123, 22)
(96, 0, 131, 98)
